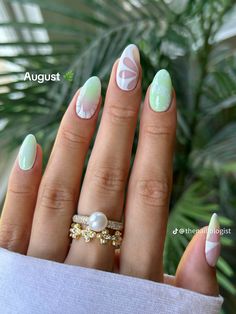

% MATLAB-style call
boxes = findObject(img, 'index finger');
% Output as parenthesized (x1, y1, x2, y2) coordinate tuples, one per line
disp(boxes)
(120, 69, 176, 281)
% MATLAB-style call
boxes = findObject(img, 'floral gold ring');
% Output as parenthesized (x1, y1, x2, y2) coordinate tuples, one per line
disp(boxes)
(69, 212, 123, 247)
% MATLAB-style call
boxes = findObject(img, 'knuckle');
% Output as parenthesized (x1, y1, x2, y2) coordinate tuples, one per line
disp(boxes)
(106, 104, 137, 124)
(136, 178, 170, 208)
(91, 165, 127, 193)
(40, 185, 76, 215)
(142, 125, 172, 139)
(61, 126, 90, 148)
(8, 182, 36, 197)
(0, 222, 29, 251)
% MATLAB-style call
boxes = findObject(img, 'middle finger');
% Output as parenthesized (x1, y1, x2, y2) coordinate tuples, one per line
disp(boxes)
(66, 44, 141, 270)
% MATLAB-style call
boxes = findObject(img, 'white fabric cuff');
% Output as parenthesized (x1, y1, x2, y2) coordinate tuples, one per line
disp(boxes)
(0, 248, 223, 314)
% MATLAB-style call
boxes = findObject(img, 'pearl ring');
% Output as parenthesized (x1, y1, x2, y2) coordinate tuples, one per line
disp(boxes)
(69, 212, 123, 247)
(72, 212, 123, 232)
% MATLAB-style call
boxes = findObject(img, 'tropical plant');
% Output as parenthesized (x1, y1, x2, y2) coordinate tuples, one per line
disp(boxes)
(0, 0, 236, 312)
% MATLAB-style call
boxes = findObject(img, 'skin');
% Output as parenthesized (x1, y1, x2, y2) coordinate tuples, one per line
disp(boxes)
(0, 58, 219, 297)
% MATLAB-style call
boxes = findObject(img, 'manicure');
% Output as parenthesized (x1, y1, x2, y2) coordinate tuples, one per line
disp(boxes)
(149, 69, 172, 112)
(116, 44, 140, 91)
(18, 134, 37, 171)
(76, 76, 101, 119)
(205, 213, 221, 267)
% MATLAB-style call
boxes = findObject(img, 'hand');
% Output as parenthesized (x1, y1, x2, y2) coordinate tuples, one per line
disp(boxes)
(0, 45, 220, 297)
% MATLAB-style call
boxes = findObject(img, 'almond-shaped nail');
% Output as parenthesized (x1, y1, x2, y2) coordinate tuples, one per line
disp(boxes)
(76, 76, 101, 119)
(18, 134, 37, 171)
(205, 213, 221, 267)
(116, 44, 140, 91)
(149, 69, 172, 112)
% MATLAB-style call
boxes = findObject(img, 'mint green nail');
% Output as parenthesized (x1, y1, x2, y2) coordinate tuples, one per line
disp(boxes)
(149, 69, 172, 112)
(18, 134, 37, 170)
(76, 76, 101, 119)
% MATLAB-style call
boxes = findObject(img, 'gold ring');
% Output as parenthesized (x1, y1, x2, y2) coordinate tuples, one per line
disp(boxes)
(72, 212, 123, 231)
(69, 211, 123, 247)
(69, 224, 122, 247)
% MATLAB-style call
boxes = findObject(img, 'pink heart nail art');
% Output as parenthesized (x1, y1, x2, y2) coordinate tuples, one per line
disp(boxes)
(116, 44, 140, 91)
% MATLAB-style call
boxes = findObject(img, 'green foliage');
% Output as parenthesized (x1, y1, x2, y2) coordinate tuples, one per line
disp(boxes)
(63, 71, 74, 82)
(1, 0, 236, 312)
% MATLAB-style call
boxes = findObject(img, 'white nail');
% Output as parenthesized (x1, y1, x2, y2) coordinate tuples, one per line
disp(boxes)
(116, 44, 140, 91)
(18, 134, 37, 170)
(205, 213, 221, 267)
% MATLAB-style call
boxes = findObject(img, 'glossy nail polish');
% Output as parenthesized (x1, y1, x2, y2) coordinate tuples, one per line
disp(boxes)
(18, 134, 37, 170)
(116, 44, 140, 91)
(205, 213, 221, 267)
(149, 69, 172, 112)
(76, 76, 101, 119)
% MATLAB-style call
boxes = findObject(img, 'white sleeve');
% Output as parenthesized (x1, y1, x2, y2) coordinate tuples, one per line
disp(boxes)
(0, 248, 223, 314)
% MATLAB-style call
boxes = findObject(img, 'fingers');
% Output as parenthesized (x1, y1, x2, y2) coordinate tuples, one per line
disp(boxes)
(0, 135, 42, 254)
(66, 44, 142, 270)
(27, 77, 101, 261)
(120, 70, 176, 281)
(175, 214, 220, 296)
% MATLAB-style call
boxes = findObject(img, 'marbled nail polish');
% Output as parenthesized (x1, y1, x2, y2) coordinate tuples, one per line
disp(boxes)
(76, 76, 101, 119)
(18, 134, 37, 170)
(149, 69, 172, 112)
(116, 44, 140, 91)
(205, 213, 221, 267)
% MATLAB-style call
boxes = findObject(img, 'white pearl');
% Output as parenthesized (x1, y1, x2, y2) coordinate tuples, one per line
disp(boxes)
(88, 212, 108, 232)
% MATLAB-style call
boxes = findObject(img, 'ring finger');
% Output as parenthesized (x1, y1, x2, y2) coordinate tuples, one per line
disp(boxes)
(27, 77, 101, 261)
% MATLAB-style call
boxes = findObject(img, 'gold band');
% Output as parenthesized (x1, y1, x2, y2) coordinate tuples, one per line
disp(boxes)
(72, 213, 123, 231)
(69, 223, 122, 247)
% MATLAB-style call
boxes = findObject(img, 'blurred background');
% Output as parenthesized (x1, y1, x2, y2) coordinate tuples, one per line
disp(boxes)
(0, 0, 236, 312)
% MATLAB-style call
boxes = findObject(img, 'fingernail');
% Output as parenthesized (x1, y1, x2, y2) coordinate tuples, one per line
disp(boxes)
(116, 44, 140, 91)
(205, 213, 221, 267)
(18, 134, 37, 171)
(149, 69, 172, 112)
(76, 76, 101, 119)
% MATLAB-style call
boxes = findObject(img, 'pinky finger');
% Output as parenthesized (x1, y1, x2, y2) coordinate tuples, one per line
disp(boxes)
(0, 134, 42, 254)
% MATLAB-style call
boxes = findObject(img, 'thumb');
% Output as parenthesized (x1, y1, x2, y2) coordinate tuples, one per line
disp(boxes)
(175, 213, 221, 296)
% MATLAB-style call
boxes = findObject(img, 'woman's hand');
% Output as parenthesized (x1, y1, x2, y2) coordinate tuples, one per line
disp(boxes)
(0, 45, 220, 297)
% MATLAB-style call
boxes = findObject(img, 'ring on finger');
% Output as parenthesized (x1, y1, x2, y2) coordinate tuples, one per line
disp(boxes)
(69, 211, 123, 247)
